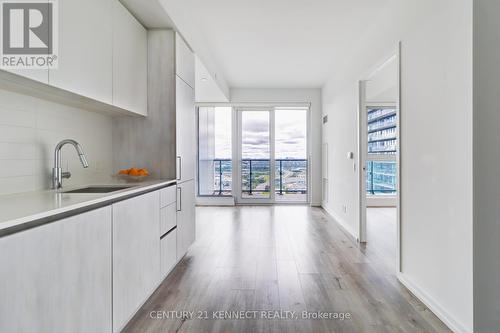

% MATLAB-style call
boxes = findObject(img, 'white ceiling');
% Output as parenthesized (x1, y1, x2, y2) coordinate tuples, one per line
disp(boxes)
(157, 0, 394, 89)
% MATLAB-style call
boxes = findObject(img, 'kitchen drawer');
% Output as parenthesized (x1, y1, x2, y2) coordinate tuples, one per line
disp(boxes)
(160, 203, 177, 236)
(160, 185, 176, 208)
(160, 229, 177, 278)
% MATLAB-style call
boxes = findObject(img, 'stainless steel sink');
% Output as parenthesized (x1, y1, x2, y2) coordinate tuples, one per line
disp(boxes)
(62, 186, 133, 194)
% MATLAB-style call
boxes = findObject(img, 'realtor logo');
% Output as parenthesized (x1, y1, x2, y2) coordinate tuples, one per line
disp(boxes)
(1, 0, 58, 69)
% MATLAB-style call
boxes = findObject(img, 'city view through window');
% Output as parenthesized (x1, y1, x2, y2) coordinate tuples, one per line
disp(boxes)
(366, 107, 397, 195)
(198, 107, 308, 202)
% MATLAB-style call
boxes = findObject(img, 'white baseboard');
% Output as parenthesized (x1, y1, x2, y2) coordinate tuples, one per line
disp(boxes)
(321, 205, 359, 242)
(196, 196, 235, 206)
(397, 273, 470, 333)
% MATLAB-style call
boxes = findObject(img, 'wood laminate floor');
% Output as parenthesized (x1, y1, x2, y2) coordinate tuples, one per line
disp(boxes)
(124, 206, 451, 333)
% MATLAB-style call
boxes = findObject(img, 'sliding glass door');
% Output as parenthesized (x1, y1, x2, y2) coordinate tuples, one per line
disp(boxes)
(236, 107, 308, 204)
(238, 109, 273, 202)
(274, 108, 308, 202)
(197, 106, 309, 203)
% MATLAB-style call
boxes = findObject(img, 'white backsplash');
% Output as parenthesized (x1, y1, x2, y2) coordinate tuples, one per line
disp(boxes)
(0, 89, 113, 195)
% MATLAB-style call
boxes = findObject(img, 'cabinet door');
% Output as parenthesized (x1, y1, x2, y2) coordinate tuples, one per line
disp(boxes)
(176, 180, 196, 259)
(160, 229, 177, 278)
(176, 77, 196, 182)
(160, 203, 177, 236)
(112, 0, 147, 115)
(0, 207, 112, 333)
(112, 191, 160, 332)
(175, 33, 195, 89)
(49, 0, 113, 104)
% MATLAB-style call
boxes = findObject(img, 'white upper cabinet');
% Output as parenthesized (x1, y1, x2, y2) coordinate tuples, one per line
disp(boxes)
(112, 0, 148, 116)
(175, 33, 195, 89)
(49, 0, 113, 104)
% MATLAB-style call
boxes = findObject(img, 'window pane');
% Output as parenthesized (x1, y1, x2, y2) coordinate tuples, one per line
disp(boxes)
(367, 107, 397, 155)
(241, 111, 270, 199)
(198, 107, 232, 196)
(275, 109, 308, 202)
(365, 161, 397, 195)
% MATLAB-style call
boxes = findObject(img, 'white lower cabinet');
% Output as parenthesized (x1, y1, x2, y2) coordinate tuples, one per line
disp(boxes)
(112, 191, 161, 332)
(160, 203, 177, 236)
(176, 180, 196, 259)
(0, 207, 113, 333)
(0, 186, 183, 332)
(161, 229, 177, 278)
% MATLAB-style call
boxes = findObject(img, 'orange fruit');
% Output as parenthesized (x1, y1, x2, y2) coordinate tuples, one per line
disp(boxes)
(129, 168, 141, 176)
(118, 169, 130, 175)
(138, 168, 149, 176)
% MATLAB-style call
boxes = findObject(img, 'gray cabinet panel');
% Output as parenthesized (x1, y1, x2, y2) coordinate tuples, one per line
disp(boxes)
(176, 77, 196, 182)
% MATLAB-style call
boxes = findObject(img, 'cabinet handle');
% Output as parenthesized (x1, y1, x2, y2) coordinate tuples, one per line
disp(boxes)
(176, 156, 182, 181)
(177, 187, 182, 212)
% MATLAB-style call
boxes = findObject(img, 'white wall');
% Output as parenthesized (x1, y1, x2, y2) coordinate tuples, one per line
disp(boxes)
(195, 56, 230, 103)
(321, 1, 473, 332)
(365, 56, 398, 104)
(231, 88, 322, 205)
(0, 89, 113, 195)
(473, 1, 500, 332)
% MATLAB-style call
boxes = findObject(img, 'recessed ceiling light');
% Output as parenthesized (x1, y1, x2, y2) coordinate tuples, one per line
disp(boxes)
(201, 77, 208, 82)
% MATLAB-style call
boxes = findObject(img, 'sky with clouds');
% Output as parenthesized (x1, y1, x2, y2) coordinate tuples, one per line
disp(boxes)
(214, 108, 307, 160)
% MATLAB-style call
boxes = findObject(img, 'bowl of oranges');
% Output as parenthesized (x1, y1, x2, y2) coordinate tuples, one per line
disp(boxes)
(115, 167, 150, 181)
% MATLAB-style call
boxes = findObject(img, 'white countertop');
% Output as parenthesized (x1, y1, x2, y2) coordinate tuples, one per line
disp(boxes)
(0, 179, 176, 236)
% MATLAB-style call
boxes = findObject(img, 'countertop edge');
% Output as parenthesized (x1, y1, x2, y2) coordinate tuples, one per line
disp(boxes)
(0, 179, 177, 238)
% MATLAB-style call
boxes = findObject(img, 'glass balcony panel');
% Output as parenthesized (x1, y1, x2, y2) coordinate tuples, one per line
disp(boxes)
(275, 159, 308, 202)
(241, 159, 271, 199)
(365, 161, 397, 195)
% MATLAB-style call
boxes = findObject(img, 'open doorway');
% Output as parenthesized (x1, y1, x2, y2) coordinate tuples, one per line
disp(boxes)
(359, 47, 401, 273)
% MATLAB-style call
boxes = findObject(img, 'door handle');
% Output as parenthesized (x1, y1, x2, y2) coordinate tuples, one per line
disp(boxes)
(176, 156, 182, 181)
(176, 187, 182, 212)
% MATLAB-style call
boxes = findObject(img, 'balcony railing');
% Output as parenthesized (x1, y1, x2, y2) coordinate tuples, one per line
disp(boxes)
(213, 159, 232, 195)
(206, 159, 307, 196)
(241, 159, 307, 196)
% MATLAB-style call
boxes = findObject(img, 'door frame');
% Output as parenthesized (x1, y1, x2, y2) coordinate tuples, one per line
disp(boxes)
(358, 43, 402, 273)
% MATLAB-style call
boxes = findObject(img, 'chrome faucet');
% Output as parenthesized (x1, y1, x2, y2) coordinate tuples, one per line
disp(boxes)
(52, 139, 89, 189)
